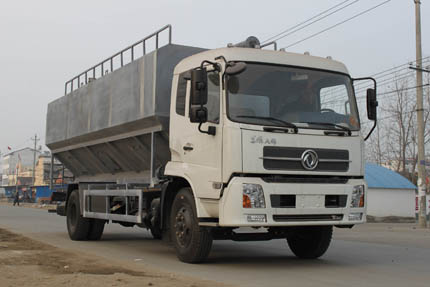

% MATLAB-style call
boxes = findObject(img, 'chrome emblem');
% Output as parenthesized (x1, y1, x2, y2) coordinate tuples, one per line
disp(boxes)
(301, 150, 319, 170)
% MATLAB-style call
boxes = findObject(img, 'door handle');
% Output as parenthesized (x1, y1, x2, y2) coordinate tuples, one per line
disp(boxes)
(183, 146, 194, 151)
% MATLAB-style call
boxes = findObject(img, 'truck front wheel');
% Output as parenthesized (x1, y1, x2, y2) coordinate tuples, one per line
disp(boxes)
(170, 188, 212, 263)
(286, 226, 333, 259)
(66, 190, 91, 240)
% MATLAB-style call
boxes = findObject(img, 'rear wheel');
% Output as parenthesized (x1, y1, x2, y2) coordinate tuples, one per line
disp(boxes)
(170, 188, 212, 263)
(149, 198, 162, 240)
(286, 226, 333, 259)
(150, 226, 162, 240)
(87, 219, 105, 240)
(66, 190, 91, 240)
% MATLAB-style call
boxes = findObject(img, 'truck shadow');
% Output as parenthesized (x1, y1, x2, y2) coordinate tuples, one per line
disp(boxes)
(207, 242, 340, 267)
(98, 232, 353, 267)
(79, 229, 384, 268)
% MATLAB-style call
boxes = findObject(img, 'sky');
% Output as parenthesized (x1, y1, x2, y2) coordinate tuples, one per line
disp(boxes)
(0, 0, 428, 154)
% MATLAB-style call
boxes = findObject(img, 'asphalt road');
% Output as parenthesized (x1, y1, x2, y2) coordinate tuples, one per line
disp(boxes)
(1, 204, 429, 287)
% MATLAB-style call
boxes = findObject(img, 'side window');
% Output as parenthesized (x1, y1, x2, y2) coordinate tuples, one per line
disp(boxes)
(320, 85, 350, 115)
(176, 71, 189, 116)
(206, 71, 220, 123)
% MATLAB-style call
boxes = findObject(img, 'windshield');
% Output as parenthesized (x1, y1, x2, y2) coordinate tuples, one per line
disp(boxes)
(226, 63, 360, 131)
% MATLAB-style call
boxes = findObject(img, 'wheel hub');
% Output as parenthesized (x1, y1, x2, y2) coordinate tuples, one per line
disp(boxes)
(174, 207, 192, 247)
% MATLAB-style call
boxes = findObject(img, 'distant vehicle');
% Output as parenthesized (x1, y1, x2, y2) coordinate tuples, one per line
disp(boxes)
(0, 188, 5, 198)
(46, 25, 378, 263)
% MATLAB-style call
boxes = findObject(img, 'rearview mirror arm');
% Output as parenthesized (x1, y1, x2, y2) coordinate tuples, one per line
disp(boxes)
(364, 115, 377, 141)
(198, 122, 216, 136)
(352, 77, 377, 141)
(215, 55, 228, 90)
(200, 60, 221, 72)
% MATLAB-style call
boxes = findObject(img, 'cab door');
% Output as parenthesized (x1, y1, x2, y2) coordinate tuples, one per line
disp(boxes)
(170, 69, 223, 199)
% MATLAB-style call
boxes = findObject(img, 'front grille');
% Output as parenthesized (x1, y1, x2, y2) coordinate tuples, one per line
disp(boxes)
(271, 195, 296, 208)
(271, 194, 347, 209)
(325, 195, 347, 208)
(262, 175, 350, 184)
(273, 214, 344, 222)
(263, 146, 349, 172)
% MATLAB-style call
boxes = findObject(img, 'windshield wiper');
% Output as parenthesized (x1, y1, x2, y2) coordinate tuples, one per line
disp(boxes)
(236, 115, 298, 133)
(300, 122, 352, 136)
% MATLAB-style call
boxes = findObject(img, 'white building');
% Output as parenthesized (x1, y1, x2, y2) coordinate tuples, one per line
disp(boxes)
(365, 163, 418, 218)
(1, 148, 41, 186)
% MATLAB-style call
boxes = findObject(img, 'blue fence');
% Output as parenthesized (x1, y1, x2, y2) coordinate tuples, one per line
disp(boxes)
(1, 185, 67, 203)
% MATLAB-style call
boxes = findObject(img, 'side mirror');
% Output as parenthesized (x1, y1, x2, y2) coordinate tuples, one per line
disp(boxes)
(366, 88, 378, 121)
(225, 62, 247, 76)
(190, 106, 208, 123)
(191, 69, 208, 105)
(353, 77, 377, 141)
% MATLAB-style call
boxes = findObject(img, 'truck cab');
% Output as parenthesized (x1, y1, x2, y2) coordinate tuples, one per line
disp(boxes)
(168, 46, 367, 227)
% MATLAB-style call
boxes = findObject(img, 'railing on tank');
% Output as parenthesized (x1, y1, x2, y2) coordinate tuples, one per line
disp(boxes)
(64, 24, 172, 95)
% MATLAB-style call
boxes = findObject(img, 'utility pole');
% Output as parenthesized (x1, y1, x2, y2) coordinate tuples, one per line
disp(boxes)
(414, 0, 427, 228)
(15, 164, 18, 198)
(31, 134, 40, 186)
(0, 150, 2, 186)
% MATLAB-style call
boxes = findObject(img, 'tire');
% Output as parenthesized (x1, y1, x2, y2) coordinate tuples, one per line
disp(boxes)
(87, 219, 105, 240)
(150, 226, 162, 240)
(66, 190, 91, 241)
(286, 226, 333, 259)
(170, 188, 212, 263)
(149, 198, 162, 240)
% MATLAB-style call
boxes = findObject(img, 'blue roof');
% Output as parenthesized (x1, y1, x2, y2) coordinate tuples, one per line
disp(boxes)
(365, 163, 417, 190)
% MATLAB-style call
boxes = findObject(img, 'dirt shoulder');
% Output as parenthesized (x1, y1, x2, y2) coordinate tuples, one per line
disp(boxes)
(0, 228, 228, 287)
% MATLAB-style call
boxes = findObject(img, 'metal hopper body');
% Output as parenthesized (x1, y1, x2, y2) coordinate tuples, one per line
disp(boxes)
(46, 27, 205, 184)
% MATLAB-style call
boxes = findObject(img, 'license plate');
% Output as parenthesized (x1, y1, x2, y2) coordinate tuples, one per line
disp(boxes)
(296, 195, 324, 208)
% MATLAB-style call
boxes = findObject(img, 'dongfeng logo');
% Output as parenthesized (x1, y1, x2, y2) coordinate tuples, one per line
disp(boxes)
(301, 150, 319, 170)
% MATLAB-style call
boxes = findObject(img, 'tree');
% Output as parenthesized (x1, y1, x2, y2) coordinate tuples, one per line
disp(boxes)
(368, 72, 430, 183)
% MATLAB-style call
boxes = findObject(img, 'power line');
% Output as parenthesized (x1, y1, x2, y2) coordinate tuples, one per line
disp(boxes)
(281, 0, 392, 50)
(367, 56, 430, 79)
(356, 71, 416, 93)
(339, 57, 430, 95)
(322, 73, 417, 104)
(322, 62, 430, 103)
(356, 83, 430, 103)
(263, 0, 359, 44)
(263, 0, 352, 43)
(321, 76, 427, 108)
(377, 83, 429, 96)
(362, 109, 424, 125)
(357, 67, 430, 95)
(356, 59, 430, 90)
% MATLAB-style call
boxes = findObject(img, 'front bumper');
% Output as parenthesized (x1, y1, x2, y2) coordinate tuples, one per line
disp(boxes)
(219, 177, 366, 227)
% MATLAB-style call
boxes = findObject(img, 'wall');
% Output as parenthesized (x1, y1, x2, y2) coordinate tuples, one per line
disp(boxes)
(367, 188, 416, 217)
(34, 156, 51, 186)
(1, 148, 41, 186)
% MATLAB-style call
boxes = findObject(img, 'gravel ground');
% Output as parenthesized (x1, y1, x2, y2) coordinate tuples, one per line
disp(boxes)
(0, 227, 229, 287)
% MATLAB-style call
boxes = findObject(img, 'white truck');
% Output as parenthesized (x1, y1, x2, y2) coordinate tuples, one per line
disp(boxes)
(46, 25, 378, 263)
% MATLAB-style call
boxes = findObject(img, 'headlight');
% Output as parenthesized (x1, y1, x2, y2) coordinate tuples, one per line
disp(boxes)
(243, 184, 266, 208)
(351, 185, 365, 208)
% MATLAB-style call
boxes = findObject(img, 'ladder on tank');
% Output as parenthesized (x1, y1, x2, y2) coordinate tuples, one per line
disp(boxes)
(64, 24, 172, 95)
